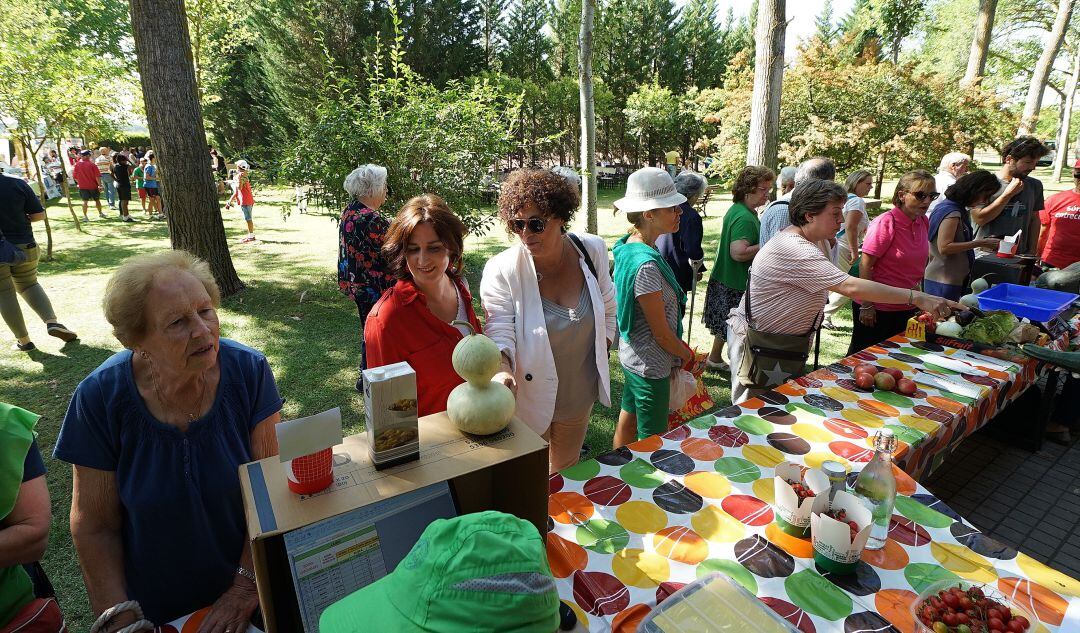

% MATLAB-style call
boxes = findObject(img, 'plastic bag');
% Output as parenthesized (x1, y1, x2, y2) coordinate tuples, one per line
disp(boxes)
(668, 368, 697, 412)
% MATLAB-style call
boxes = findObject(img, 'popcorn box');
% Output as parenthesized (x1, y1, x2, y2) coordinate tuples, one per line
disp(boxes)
(362, 362, 420, 470)
(810, 491, 873, 575)
(773, 462, 829, 538)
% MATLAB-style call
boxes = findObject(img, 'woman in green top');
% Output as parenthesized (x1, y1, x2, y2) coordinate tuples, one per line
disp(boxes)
(612, 168, 693, 447)
(133, 157, 147, 214)
(703, 166, 775, 370)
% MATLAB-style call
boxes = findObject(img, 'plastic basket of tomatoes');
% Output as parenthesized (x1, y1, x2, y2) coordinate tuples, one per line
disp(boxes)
(910, 580, 1035, 633)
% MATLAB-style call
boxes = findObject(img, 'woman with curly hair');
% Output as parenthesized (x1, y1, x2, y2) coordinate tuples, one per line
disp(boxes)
(702, 165, 775, 371)
(480, 169, 617, 472)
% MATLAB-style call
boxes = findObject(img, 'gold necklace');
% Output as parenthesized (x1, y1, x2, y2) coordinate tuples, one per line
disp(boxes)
(144, 353, 206, 422)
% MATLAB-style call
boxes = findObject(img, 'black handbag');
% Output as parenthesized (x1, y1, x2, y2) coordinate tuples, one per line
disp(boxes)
(736, 268, 822, 389)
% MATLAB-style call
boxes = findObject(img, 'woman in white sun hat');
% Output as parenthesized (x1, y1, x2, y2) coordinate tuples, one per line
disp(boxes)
(612, 167, 694, 447)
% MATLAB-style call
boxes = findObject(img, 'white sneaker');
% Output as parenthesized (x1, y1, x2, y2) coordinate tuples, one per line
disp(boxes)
(705, 358, 729, 372)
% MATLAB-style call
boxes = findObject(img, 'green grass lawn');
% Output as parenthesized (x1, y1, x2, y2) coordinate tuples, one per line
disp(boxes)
(6, 162, 1067, 626)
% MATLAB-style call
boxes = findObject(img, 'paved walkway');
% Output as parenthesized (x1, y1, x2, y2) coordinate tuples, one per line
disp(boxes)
(925, 429, 1080, 581)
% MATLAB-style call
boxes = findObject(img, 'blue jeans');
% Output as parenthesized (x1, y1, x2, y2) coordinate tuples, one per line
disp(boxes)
(100, 174, 116, 207)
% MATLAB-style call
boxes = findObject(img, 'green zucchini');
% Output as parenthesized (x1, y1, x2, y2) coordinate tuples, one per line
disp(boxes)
(1021, 344, 1080, 372)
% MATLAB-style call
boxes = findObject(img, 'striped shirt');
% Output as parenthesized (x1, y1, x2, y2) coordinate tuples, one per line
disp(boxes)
(729, 230, 849, 335)
(618, 262, 681, 379)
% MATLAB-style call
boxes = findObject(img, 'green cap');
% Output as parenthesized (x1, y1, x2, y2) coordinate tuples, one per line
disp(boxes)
(319, 511, 559, 632)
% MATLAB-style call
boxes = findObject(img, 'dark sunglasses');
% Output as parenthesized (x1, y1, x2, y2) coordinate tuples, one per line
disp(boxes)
(510, 217, 548, 234)
(906, 191, 940, 202)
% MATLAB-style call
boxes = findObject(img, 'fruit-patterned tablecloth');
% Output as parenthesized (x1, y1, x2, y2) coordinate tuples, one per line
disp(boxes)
(548, 336, 1080, 632)
(754, 335, 1043, 480)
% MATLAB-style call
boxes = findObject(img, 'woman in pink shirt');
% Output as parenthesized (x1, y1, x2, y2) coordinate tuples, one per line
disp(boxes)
(848, 170, 935, 354)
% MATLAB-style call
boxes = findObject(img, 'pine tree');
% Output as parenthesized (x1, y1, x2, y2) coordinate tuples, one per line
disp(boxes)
(815, 0, 835, 43)
(480, 0, 508, 68)
(550, 0, 582, 76)
(677, 0, 725, 90)
(400, 0, 485, 85)
(500, 0, 554, 79)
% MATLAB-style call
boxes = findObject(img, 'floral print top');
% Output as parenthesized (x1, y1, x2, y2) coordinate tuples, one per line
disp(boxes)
(338, 200, 393, 321)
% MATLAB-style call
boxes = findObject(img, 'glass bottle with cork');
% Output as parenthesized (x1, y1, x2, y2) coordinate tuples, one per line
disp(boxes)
(851, 429, 897, 551)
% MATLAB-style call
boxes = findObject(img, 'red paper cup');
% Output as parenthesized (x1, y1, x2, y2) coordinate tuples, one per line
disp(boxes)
(286, 447, 334, 495)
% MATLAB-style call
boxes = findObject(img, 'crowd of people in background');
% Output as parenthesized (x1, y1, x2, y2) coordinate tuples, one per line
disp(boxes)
(8, 131, 1080, 630)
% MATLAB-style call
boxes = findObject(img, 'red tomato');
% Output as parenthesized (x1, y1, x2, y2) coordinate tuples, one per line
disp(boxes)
(943, 612, 958, 627)
(1007, 620, 1027, 633)
(883, 368, 903, 381)
(955, 612, 970, 625)
(897, 378, 917, 395)
(943, 593, 960, 608)
(1013, 616, 1030, 629)
(855, 373, 876, 389)
(874, 372, 896, 391)
(988, 617, 1005, 631)
(958, 595, 973, 609)
(988, 608, 1001, 620)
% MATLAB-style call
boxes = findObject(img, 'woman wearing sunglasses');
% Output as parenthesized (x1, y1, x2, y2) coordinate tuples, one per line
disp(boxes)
(848, 169, 937, 354)
(925, 171, 1002, 301)
(480, 169, 617, 473)
(612, 168, 694, 447)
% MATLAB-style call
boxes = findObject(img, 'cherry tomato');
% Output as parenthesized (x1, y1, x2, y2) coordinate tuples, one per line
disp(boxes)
(959, 595, 973, 609)
(970, 587, 985, 599)
(944, 593, 960, 608)
(943, 613, 959, 627)
(988, 608, 1001, 620)
(988, 617, 1005, 631)
(955, 612, 970, 625)
(1013, 616, 1030, 629)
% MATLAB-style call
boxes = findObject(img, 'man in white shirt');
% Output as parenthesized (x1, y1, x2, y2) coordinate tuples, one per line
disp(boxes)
(758, 157, 837, 246)
(95, 146, 116, 210)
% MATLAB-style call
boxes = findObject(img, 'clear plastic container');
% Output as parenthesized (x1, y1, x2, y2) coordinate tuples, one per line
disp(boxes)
(909, 579, 1037, 633)
(637, 572, 799, 633)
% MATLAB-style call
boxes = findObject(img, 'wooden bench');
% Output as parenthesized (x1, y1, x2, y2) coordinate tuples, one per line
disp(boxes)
(697, 184, 721, 217)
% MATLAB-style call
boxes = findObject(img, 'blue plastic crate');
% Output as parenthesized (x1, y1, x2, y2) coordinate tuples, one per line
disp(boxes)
(976, 283, 1079, 322)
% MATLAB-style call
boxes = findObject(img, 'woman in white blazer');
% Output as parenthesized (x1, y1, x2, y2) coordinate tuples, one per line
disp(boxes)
(481, 169, 617, 473)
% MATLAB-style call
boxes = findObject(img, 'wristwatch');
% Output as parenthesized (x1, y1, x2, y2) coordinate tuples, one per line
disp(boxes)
(236, 565, 256, 584)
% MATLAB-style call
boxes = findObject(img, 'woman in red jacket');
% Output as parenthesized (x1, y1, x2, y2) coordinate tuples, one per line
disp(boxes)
(365, 194, 481, 416)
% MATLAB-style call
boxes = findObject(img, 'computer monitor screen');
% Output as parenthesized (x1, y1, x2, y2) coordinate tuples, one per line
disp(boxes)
(282, 481, 458, 631)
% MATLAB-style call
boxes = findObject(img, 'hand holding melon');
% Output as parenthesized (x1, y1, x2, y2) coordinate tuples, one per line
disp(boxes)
(445, 321, 516, 435)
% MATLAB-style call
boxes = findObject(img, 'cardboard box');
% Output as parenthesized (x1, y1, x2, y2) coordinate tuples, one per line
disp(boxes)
(239, 413, 549, 632)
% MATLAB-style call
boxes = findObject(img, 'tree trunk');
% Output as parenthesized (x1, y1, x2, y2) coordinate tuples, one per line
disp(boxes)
(129, 0, 244, 296)
(17, 136, 54, 260)
(746, 0, 786, 170)
(1054, 46, 1080, 181)
(874, 150, 888, 200)
(1018, 0, 1074, 136)
(55, 138, 82, 231)
(963, 0, 998, 86)
(579, 0, 597, 234)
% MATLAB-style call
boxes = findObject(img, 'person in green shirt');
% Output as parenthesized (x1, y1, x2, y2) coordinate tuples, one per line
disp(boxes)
(133, 157, 147, 214)
(703, 166, 775, 370)
(0, 403, 63, 630)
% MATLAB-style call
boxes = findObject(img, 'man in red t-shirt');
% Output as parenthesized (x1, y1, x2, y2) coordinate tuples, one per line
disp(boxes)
(1038, 159, 1080, 269)
(71, 150, 105, 221)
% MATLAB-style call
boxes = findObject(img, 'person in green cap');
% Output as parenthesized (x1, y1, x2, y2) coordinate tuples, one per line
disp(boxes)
(0, 403, 65, 630)
(612, 167, 693, 447)
(319, 511, 560, 632)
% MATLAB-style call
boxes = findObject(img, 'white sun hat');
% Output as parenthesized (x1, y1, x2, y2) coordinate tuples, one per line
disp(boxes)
(235, 159, 250, 170)
(614, 167, 687, 213)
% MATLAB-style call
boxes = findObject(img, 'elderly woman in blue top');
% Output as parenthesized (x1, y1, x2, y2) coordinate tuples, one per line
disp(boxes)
(613, 168, 693, 448)
(54, 250, 283, 631)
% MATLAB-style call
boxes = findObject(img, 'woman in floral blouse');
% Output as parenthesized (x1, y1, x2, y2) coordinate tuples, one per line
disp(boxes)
(338, 164, 394, 379)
